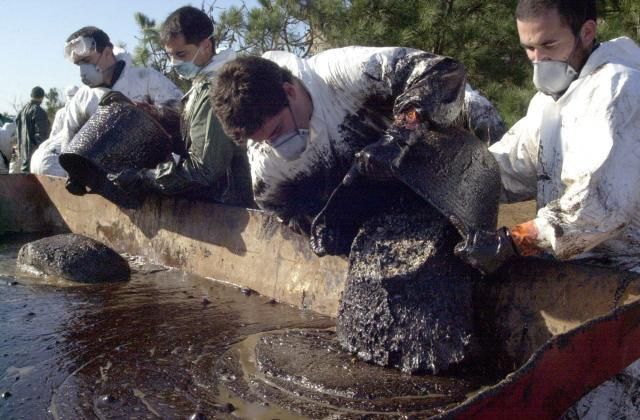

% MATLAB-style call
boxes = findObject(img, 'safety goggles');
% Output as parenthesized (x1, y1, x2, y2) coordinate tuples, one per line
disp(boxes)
(64, 36, 96, 62)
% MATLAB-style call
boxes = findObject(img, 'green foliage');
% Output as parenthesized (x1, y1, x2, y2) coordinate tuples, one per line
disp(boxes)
(217, 0, 330, 56)
(317, 0, 532, 121)
(483, 81, 536, 128)
(133, 0, 639, 127)
(132, 12, 190, 92)
(0, 112, 12, 125)
(44, 88, 62, 124)
(598, 0, 640, 43)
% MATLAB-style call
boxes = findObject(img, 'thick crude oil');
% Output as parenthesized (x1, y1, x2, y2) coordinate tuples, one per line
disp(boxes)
(0, 234, 482, 419)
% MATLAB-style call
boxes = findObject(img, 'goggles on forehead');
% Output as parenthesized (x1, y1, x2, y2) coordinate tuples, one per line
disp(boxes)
(64, 36, 97, 62)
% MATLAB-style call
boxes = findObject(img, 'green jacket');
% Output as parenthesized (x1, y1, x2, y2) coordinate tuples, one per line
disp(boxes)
(16, 100, 49, 172)
(148, 75, 253, 206)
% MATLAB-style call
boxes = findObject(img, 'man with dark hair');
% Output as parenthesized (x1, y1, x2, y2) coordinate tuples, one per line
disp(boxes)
(31, 26, 183, 177)
(212, 48, 505, 232)
(15, 86, 49, 172)
(457, 0, 640, 279)
(455, 0, 640, 416)
(108, 6, 252, 205)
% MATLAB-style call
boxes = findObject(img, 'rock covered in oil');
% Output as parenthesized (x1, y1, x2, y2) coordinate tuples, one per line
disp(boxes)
(337, 206, 480, 374)
(16, 233, 130, 283)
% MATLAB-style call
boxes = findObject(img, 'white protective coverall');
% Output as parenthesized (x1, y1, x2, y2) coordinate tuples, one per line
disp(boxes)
(249, 46, 504, 231)
(0, 122, 16, 174)
(49, 85, 79, 138)
(488, 37, 640, 419)
(30, 49, 183, 176)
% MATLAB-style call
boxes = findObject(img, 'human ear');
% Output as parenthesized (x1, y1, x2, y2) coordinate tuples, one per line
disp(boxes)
(203, 37, 214, 54)
(282, 82, 297, 101)
(580, 20, 597, 47)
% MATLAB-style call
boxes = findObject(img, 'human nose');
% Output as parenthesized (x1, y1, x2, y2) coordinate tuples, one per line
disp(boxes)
(528, 48, 547, 62)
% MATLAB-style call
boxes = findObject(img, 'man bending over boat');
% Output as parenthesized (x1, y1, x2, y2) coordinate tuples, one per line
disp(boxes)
(30, 26, 183, 177)
(108, 7, 253, 206)
(212, 48, 504, 234)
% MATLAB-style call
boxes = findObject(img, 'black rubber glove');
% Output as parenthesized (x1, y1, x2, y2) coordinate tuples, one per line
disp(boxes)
(107, 169, 153, 194)
(65, 178, 87, 196)
(454, 227, 519, 275)
(343, 126, 408, 186)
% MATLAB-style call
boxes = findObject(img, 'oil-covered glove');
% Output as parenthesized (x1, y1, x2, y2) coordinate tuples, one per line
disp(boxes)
(454, 227, 519, 275)
(107, 168, 155, 194)
(65, 178, 88, 196)
(343, 135, 403, 186)
(343, 107, 423, 186)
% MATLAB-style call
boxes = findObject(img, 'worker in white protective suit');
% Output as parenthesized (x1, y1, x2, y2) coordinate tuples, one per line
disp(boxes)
(48, 85, 79, 138)
(212, 47, 505, 234)
(0, 122, 16, 174)
(30, 26, 183, 177)
(454, 1, 640, 418)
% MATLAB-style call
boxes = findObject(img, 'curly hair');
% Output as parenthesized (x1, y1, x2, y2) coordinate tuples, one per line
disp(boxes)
(211, 56, 293, 142)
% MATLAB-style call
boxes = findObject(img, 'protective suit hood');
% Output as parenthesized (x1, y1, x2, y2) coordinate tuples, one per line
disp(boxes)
(113, 47, 133, 66)
(199, 49, 236, 78)
(581, 37, 640, 76)
(2, 122, 16, 138)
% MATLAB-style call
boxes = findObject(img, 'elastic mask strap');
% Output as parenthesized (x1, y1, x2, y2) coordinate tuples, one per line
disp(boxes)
(288, 104, 301, 133)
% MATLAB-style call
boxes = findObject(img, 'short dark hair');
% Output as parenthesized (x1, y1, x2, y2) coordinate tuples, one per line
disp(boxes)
(516, 0, 597, 34)
(66, 26, 113, 52)
(160, 6, 214, 45)
(212, 56, 293, 141)
(31, 86, 45, 99)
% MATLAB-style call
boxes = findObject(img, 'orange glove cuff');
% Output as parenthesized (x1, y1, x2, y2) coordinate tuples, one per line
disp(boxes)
(510, 220, 542, 257)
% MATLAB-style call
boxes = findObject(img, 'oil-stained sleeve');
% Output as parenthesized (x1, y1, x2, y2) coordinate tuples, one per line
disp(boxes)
(389, 49, 467, 127)
(147, 84, 235, 198)
(533, 77, 640, 259)
(308, 47, 466, 127)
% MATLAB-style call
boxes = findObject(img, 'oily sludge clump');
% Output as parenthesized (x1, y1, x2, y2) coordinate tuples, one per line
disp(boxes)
(17, 233, 130, 283)
(337, 206, 481, 374)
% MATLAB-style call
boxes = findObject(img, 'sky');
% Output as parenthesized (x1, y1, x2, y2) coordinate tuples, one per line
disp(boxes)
(0, 0, 256, 115)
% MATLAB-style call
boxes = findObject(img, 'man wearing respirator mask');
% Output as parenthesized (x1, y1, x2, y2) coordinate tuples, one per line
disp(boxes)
(454, 1, 640, 417)
(108, 7, 253, 206)
(211, 47, 506, 235)
(30, 26, 182, 177)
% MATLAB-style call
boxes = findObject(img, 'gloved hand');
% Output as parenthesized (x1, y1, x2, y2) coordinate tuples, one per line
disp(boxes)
(454, 227, 519, 275)
(343, 107, 429, 186)
(107, 169, 152, 194)
(343, 136, 404, 186)
(65, 178, 87, 196)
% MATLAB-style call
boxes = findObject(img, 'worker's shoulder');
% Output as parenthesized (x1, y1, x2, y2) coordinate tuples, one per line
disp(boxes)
(588, 62, 640, 105)
(587, 38, 640, 90)
(26, 103, 46, 117)
(125, 63, 170, 82)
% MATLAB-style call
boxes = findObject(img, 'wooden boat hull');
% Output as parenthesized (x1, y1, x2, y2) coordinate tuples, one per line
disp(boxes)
(1, 174, 639, 417)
